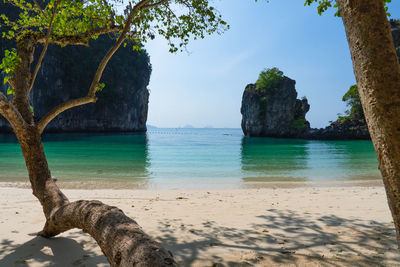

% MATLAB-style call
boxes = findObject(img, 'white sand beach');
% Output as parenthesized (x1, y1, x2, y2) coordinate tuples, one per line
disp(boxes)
(1, 183, 400, 266)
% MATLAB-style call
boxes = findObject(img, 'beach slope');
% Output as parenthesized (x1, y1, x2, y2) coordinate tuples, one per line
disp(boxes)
(0, 185, 399, 266)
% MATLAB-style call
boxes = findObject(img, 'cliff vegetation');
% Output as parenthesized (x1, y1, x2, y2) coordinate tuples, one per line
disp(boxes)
(309, 19, 400, 139)
(241, 67, 310, 137)
(242, 20, 400, 140)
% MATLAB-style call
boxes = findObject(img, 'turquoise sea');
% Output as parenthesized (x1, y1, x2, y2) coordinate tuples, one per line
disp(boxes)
(0, 128, 380, 189)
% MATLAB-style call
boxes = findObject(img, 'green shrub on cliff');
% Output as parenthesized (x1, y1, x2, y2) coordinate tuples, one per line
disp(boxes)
(291, 117, 308, 130)
(256, 67, 284, 92)
(336, 84, 364, 124)
(342, 84, 363, 119)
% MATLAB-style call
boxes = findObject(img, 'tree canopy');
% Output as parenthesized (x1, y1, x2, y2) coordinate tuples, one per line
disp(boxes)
(342, 84, 363, 119)
(335, 84, 364, 124)
(0, 1, 230, 265)
(304, 0, 392, 16)
(0, 0, 229, 134)
(255, 67, 284, 92)
(0, 0, 228, 48)
(0, 0, 228, 99)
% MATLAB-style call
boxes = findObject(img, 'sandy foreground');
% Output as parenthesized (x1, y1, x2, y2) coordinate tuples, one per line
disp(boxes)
(1, 184, 400, 267)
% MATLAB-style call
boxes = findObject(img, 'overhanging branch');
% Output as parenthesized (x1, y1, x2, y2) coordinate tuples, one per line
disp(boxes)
(87, 0, 155, 97)
(37, 0, 167, 134)
(0, 92, 27, 130)
(32, 0, 46, 18)
(37, 96, 97, 134)
(29, 1, 59, 94)
(33, 25, 124, 47)
(142, 0, 169, 10)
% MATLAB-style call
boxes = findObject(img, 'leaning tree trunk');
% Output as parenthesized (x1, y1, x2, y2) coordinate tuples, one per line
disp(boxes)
(15, 127, 176, 266)
(6, 39, 177, 267)
(336, 0, 400, 246)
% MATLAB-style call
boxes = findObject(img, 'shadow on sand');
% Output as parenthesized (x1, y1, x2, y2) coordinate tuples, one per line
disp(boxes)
(0, 233, 108, 266)
(2, 209, 399, 266)
(155, 209, 400, 266)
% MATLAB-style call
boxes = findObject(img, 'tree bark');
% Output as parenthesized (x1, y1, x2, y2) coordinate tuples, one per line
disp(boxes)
(1, 1, 179, 264)
(336, 0, 400, 246)
(14, 126, 176, 266)
(3, 37, 177, 267)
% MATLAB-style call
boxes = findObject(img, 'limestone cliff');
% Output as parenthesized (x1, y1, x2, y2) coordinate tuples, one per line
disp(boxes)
(0, 34, 151, 132)
(304, 20, 400, 140)
(304, 120, 370, 140)
(242, 21, 400, 140)
(241, 72, 310, 138)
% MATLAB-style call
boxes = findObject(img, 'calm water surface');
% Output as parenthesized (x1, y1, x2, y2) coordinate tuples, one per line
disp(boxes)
(0, 128, 380, 189)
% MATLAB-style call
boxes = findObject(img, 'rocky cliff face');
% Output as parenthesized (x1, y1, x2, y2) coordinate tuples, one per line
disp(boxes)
(241, 76, 310, 137)
(242, 21, 400, 140)
(304, 120, 370, 140)
(304, 20, 400, 140)
(0, 35, 151, 133)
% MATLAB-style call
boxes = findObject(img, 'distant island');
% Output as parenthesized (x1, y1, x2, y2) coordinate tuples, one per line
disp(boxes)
(240, 20, 400, 140)
(240, 67, 369, 140)
(241, 67, 310, 138)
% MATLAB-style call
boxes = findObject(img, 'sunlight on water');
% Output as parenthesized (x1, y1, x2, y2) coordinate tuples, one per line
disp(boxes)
(0, 129, 380, 189)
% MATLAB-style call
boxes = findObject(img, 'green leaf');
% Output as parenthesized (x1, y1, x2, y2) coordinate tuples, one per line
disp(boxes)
(256, 67, 284, 91)
(304, 0, 391, 16)
(7, 86, 14, 96)
(96, 82, 105, 92)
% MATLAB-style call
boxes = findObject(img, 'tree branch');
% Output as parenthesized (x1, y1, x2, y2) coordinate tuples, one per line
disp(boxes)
(32, 25, 124, 46)
(28, 1, 59, 94)
(133, 0, 156, 11)
(39, 200, 177, 266)
(142, 0, 169, 10)
(37, 96, 96, 134)
(86, 0, 158, 96)
(0, 92, 27, 130)
(29, 0, 159, 46)
(37, 0, 160, 134)
(32, 0, 46, 18)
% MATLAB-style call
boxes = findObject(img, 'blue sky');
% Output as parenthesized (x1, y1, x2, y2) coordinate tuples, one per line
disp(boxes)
(145, 0, 400, 129)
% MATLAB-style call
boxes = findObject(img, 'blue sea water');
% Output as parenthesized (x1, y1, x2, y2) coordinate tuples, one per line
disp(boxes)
(0, 128, 380, 189)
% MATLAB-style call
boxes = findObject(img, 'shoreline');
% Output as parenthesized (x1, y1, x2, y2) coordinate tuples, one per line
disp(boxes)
(0, 178, 384, 190)
(1, 183, 399, 266)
